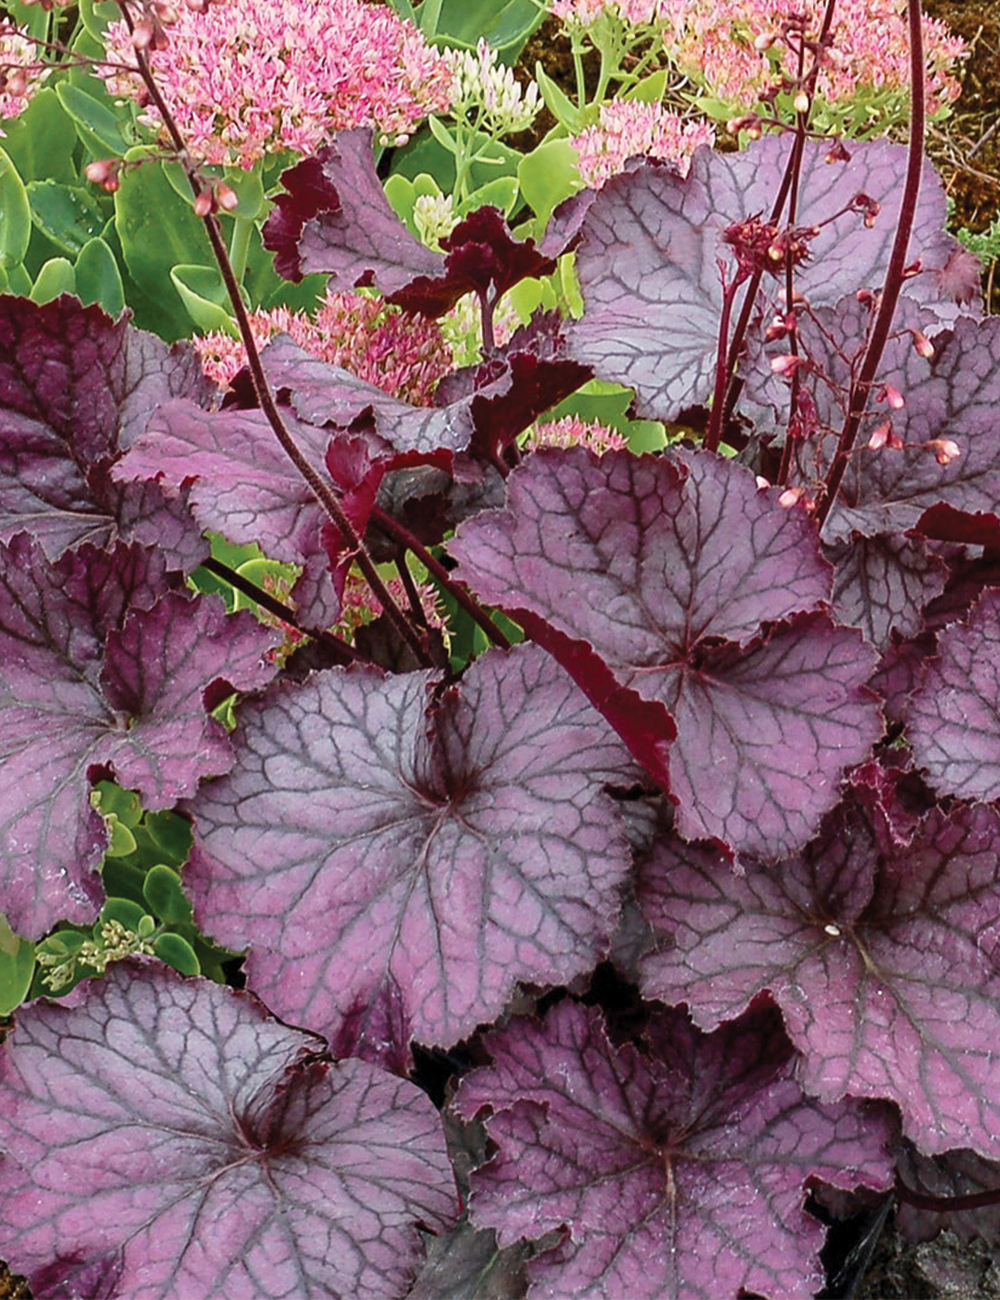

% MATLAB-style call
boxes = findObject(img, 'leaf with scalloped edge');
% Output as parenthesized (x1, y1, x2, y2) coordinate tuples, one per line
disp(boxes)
(906, 588, 1000, 802)
(184, 644, 636, 1068)
(637, 799, 1000, 1158)
(452, 999, 893, 1300)
(826, 532, 951, 650)
(0, 536, 279, 939)
(263, 129, 444, 288)
(451, 447, 882, 858)
(564, 137, 968, 422)
(0, 960, 458, 1300)
(0, 293, 210, 567)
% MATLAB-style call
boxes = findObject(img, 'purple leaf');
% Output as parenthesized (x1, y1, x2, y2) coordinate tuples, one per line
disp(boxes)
(453, 999, 893, 1300)
(113, 400, 333, 567)
(261, 337, 476, 457)
(565, 138, 966, 421)
(773, 311, 1000, 545)
(906, 588, 1000, 802)
(0, 536, 279, 939)
(638, 800, 1000, 1157)
(263, 130, 445, 289)
(184, 644, 636, 1066)
(452, 447, 881, 858)
(387, 207, 557, 319)
(0, 961, 458, 1300)
(0, 295, 210, 567)
(826, 532, 951, 650)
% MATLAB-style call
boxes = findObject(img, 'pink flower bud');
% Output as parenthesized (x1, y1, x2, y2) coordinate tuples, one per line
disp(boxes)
(911, 330, 934, 359)
(867, 419, 902, 451)
(880, 384, 905, 410)
(770, 354, 801, 376)
(778, 487, 806, 509)
(902, 260, 922, 278)
(215, 181, 239, 211)
(825, 141, 851, 164)
(754, 31, 774, 50)
(193, 190, 213, 217)
(929, 438, 960, 465)
(755, 476, 771, 490)
(793, 91, 810, 114)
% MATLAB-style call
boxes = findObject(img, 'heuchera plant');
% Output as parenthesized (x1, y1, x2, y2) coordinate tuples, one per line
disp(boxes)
(1, 0, 999, 1297)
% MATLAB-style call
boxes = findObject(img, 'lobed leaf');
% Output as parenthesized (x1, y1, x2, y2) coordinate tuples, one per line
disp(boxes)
(453, 999, 893, 1300)
(0, 961, 457, 1300)
(0, 294, 210, 566)
(638, 799, 1000, 1157)
(906, 588, 1000, 802)
(263, 129, 444, 289)
(565, 139, 967, 422)
(184, 644, 636, 1067)
(0, 536, 278, 938)
(452, 447, 881, 858)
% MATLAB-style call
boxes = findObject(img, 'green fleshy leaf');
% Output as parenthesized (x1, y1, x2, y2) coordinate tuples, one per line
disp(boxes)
(170, 263, 239, 336)
(56, 82, 131, 157)
(0, 89, 78, 185)
(153, 931, 200, 976)
(74, 236, 126, 316)
(27, 180, 106, 256)
(518, 138, 583, 228)
(0, 915, 35, 1016)
(0, 146, 31, 269)
(29, 258, 76, 304)
(143, 865, 194, 926)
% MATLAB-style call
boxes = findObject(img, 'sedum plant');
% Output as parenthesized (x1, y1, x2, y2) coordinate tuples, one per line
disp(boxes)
(1, 1, 999, 1298)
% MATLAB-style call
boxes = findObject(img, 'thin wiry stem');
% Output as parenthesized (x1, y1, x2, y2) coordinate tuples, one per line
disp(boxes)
(116, 1, 433, 667)
(815, 0, 926, 528)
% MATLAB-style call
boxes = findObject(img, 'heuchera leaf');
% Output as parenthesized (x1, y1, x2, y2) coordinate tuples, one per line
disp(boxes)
(263, 129, 445, 289)
(565, 138, 966, 421)
(0, 961, 458, 1300)
(452, 447, 882, 858)
(261, 336, 477, 457)
(0, 294, 210, 566)
(387, 206, 557, 320)
(906, 588, 1000, 802)
(637, 798, 1000, 1157)
(825, 532, 951, 651)
(0, 536, 279, 938)
(184, 644, 636, 1067)
(452, 999, 893, 1300)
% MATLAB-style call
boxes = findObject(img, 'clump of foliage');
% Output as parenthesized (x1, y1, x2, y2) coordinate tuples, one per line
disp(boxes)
(1, 0, 998, 1298)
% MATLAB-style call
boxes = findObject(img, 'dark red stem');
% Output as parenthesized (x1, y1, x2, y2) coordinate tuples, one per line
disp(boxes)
(814, 0, 926, 528)
(369, 505, 512, 649)
(119, 4, 432, 667)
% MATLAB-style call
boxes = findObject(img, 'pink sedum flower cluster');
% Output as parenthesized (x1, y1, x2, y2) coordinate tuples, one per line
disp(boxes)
(571, 100, 714, 187)
(195, 291, 452, 404)
(0, 25, 47, 132)
(335, 569, 445, 643)
(659, 0, 964, 115)
(527, 415, 628, 455)
(100, 0, 453, 166)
